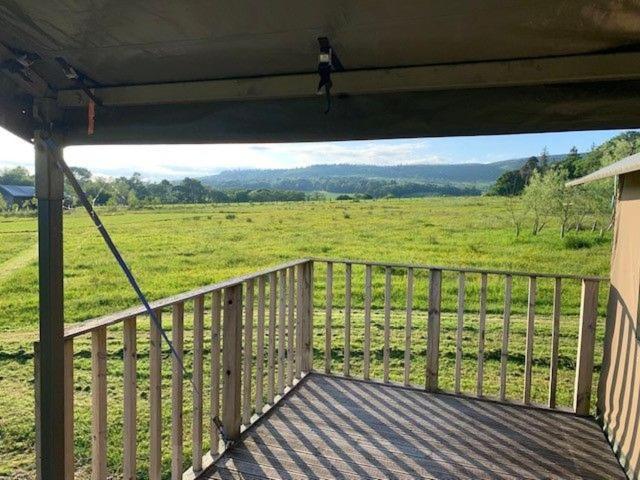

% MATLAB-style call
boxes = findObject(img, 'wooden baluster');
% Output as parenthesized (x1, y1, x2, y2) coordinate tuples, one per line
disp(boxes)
(403, 268, 414, 386)
(171, 302, 184, 480)
(344, 263, 352, 377)
(277, 270, 287, 395)
(242, 280, 254, 426)
(295, 267, 303, 378)
(211, 291, 221, 453)
(297, 262, 313, 374)
(454, 272, 465, 394)
(304, 262, 314, 372)
(426, 269, 442, 392)
(92, 327, 107, 480)
(477, 273, 488, 396)
(123, 317, 137, 480)
(363, 265, 373, 381)
(286, 267, 295, 386)
(325, 262, 333, 374)
(192, 296, 204, 472)
(268, 272, 277, 404)
(64, 339, 74, 480)
(256, 277, 266, 412)
(574, 279, 599, 415)
(499, 276, 512, 402)
(222, 284, 243, 441)
(383, 267, 392, 382)
(524, 276, 537, 404)
(548, 278, 561, 409)
(149, 310, 162, 480)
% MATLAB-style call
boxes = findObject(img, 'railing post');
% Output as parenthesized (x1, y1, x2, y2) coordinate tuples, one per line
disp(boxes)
(122, 318, 136, 480)
(426, 269, 442, 392)
(222, 284, 243, 441)
(91, 327, 108, 480)
(63, 340, 74, 480)
(149, 311, 162, 480)
(171, 303, 184, 480)
(574, 279, 599, 415)
(298, 261, 313, 373)
(192, 298, 204, 472)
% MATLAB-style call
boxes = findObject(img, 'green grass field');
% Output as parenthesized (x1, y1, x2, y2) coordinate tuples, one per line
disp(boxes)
(0, 198, 612, 478)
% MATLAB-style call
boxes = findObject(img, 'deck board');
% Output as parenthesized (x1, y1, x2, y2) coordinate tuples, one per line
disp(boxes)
(202, 374, 625, 480)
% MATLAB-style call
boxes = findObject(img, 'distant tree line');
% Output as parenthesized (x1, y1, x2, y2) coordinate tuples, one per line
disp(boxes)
(0, 165, 481, 213)
(0, 167, 308, 211)
(206, 177, 481, 198)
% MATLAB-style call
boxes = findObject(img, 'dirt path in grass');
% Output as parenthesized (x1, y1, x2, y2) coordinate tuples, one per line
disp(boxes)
(0, 244, 37, 285)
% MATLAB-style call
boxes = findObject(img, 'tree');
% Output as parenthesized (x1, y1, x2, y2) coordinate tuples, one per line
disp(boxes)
(505, 194, 526, 237)
(539, 147, 549, 170)
(545, 169, 576, 238)
(488, 170, 526, 196)
(0, 194, 6, 211)
(175, 178, 209, 203)
(522, 170, 555, 235)
(578, 179, 615, 234)
(69, 166, 92, 183)
(562, 146, 581, 179)
(0, 166, 33, 185)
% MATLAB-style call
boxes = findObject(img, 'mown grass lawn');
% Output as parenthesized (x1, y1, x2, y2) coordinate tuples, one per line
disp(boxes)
(0, 198, 611, 478)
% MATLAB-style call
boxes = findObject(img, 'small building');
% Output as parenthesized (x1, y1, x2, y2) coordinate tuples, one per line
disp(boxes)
(0, 184, 35, 208)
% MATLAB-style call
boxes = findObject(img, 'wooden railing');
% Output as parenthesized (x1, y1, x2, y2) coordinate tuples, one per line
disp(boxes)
(312, 258, 605, 415)
(35, 259, 313, 480)
(35, 257, 606, 479)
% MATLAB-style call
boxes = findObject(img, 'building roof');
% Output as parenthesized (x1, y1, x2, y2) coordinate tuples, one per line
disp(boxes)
(0, 185, 36, 198)
(566, 153, 640, 187)
(2, 2, 640, 144)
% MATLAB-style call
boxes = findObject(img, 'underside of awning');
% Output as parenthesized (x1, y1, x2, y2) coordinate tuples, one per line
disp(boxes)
(2, 1, 640, 144)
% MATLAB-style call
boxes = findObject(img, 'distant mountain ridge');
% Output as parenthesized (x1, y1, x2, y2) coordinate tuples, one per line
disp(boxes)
(201, 154, 569, 189)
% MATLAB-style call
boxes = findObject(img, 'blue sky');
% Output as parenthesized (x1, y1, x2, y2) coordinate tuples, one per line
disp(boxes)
(0, 127, 633, 180)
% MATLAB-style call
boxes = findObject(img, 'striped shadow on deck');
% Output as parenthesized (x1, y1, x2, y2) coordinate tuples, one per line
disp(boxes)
(202, 374, 625, 479)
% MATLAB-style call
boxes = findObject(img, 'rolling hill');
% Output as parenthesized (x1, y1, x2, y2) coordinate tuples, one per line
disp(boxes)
(201, 155, 568, 191)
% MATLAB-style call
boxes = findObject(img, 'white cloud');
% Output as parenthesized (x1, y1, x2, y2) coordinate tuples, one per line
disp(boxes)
(2, 126, 628, 180)
(59, 139, 446, 179)
(0, 128, 34, 172)
(0, 128, 450, 179)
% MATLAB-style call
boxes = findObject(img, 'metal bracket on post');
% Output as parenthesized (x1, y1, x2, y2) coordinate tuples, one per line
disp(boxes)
(33, 98, 66, 480)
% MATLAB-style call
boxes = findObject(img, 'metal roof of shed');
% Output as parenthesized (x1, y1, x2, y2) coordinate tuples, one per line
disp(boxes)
(566, 153, 640, 186)
(0, 184, 36, 197)
(2, 2, 640, 145)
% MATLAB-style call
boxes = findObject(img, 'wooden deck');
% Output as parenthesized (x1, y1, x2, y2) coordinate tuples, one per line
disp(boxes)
(203, 374, 625, 480)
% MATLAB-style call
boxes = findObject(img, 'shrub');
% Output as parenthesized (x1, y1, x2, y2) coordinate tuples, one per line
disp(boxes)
(563, 235, 592, 250)
(225, 213, 236, 220)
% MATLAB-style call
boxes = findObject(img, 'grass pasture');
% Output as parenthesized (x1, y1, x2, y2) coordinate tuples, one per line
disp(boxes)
(0, 197, 612, 478)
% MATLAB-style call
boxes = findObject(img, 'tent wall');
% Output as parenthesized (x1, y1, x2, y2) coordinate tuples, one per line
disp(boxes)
(598, 170, 640, 480)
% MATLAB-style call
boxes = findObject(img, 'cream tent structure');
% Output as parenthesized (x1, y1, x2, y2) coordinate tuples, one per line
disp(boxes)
(568, 157, 640, 478)
(1, 2, 640, 479)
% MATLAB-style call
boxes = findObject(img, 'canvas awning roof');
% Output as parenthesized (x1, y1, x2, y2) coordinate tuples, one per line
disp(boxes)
(567, 153, 640, 186)
(2, 2, 640, 145)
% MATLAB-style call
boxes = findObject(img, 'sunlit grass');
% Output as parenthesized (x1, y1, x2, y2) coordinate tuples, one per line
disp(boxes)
(0, 198, 611, 478)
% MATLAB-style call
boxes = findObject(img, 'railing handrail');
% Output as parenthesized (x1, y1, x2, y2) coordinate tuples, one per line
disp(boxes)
(311, 257, 609, 282)
(63, 258, 311, 339)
